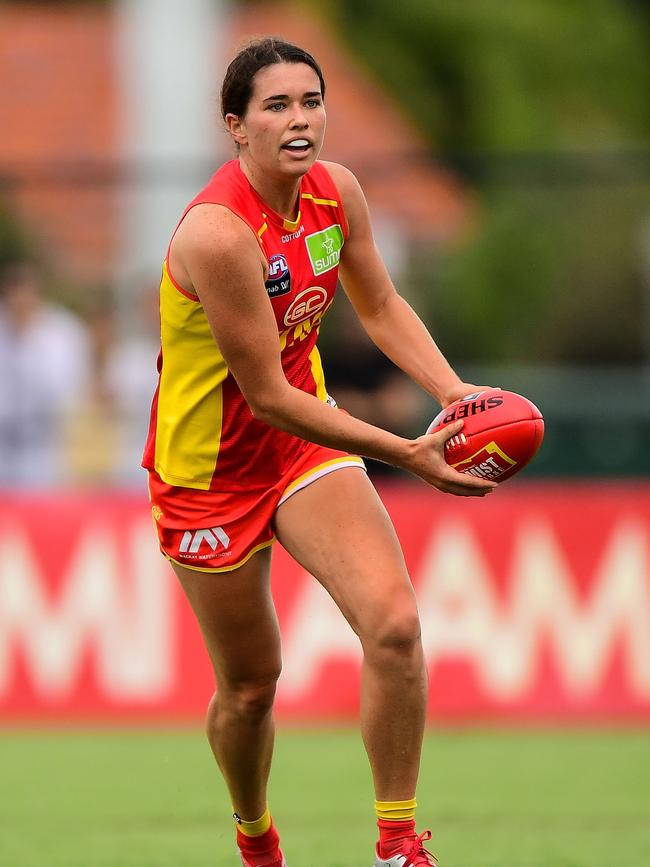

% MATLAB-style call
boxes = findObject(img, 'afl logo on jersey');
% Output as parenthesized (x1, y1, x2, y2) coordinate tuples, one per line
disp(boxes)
(283, 287, 328, 326)
(265, 254, 291, 298)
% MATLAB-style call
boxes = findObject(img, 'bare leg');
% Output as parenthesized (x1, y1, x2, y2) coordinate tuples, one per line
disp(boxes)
(273, 468, 427, 800)
(172, 547, 281, 819)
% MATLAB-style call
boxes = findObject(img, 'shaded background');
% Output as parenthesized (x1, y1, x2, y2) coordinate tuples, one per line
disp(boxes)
(1, 0, 648, 486)
(1, 5, 650, 866)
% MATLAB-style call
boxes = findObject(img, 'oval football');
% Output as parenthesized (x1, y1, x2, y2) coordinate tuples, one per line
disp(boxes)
(427, 389, 544, 483)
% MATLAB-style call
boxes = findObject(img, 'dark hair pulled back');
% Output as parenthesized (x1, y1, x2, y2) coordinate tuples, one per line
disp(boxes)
(221, 37, 325, 119)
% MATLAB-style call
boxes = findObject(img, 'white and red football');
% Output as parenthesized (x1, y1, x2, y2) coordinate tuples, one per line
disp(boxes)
(427, 388, 544, 483)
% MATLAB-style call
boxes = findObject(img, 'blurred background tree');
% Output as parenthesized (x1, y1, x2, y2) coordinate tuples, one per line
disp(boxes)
(0, 197, 33, 268)
(1, 0, 648, 478)
(318, 0, 650, 365)
(5, 0, 648, 365)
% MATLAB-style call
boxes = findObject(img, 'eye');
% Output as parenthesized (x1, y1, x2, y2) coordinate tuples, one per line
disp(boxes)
(305, 98, 322, 109)
(267, 102, 285, 112)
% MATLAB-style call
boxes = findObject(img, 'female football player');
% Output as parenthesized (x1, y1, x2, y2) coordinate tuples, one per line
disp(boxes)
(143, 37, 495, 867)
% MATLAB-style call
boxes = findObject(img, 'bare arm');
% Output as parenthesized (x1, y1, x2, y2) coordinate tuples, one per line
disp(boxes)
(326, 161, 478, 408)
(173, 204, 494, 495)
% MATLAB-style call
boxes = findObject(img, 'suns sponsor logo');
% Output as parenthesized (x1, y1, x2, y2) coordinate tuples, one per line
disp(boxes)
(283, 286, 328, 326)
(305, 225, 343, 275)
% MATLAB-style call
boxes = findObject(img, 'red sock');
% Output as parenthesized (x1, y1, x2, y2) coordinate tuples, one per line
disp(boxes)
(236, 824, 281, 866)
(377, 818, 417, 858)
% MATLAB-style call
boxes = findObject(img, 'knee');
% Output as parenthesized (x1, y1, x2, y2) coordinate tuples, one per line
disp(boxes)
(363, 607, 423, 663)
(213, 671, 281, 722)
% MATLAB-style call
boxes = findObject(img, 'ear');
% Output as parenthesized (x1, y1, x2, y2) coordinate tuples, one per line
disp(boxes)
(225, 113, 247, 147)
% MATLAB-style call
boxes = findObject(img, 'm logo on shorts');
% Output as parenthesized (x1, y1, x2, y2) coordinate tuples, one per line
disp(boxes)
(179, 527, 230, 554)
(305, 224, 344, 275)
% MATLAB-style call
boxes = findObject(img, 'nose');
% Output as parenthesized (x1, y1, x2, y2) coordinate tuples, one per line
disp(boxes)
(289, 103, 308, 128)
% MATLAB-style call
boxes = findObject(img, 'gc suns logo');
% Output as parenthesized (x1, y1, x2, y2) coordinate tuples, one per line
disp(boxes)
(283, 287, 328, 326)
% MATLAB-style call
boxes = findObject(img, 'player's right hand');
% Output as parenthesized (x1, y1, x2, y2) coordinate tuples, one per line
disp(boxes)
(405, 420, 497, 497)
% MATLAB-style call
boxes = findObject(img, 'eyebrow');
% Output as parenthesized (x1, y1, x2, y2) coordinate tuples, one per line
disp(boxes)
(262, 91, 322, 101)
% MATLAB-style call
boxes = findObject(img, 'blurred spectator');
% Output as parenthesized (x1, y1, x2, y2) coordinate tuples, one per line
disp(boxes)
(65, 283, 159, 487)
(322, 298, 425, 477)
(0, 262, 90, 487)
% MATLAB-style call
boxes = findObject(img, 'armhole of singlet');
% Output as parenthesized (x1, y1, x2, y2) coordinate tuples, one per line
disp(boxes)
(314, 161, 350, 241)
(164, 202, 264, 300)
(164, 205, 199, 300)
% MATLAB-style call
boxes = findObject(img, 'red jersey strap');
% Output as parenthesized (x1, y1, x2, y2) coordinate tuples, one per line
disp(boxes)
(164, 160, 350, 283)
(300, 161, 349, 240)
(165, 161, 263, 260)
(187, 161, 263, 236)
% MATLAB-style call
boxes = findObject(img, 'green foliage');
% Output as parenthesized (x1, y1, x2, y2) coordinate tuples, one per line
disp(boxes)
(325, 0, 649, 151)
(318, 0, 650, 364)
(414, 184, 647, 364)
(2, 1, 110, 5)
(0, 197, 34, 269)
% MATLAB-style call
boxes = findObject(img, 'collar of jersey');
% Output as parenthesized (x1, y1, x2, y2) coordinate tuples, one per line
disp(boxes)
(236, 161, 303, 233)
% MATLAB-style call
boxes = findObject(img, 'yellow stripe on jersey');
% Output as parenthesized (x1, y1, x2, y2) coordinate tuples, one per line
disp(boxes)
(154, 262, 228, 489)
(301, 192, 339, 207)
(257, 221, 268, 238)
(309, 345, 328, 402)
(282, 211, 301, 232)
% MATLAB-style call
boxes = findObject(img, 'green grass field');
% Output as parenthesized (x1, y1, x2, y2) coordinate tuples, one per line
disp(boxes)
(1, 727, 649, 866)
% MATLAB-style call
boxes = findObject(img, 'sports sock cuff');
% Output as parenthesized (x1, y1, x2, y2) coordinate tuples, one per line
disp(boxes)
(232, 806, 272, 836)
(375, 797, 417, 821)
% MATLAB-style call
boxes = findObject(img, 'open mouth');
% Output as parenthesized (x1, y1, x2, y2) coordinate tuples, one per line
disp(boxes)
(282, 139, 312, 155)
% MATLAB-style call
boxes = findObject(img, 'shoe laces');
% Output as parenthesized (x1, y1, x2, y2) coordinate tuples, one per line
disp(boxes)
(401, 829, 437, 867)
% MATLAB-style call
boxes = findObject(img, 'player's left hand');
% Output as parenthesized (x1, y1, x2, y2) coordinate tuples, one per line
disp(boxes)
(441, 382, 500, 408)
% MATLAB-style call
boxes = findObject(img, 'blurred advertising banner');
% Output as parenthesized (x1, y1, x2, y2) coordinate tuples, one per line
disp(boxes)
(1, 483, 649, 723)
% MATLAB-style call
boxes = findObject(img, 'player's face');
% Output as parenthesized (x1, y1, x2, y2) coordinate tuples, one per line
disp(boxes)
(229, 62, 326, 179)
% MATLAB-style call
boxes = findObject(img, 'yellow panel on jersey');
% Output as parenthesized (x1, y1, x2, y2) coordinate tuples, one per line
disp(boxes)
(309, 345, 328, 402)
(142, 159, 350, 492)
(155, 262, 228, 489)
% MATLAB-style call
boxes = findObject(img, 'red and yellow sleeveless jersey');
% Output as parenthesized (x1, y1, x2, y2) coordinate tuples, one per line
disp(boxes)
(142, 159, 348, 492)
